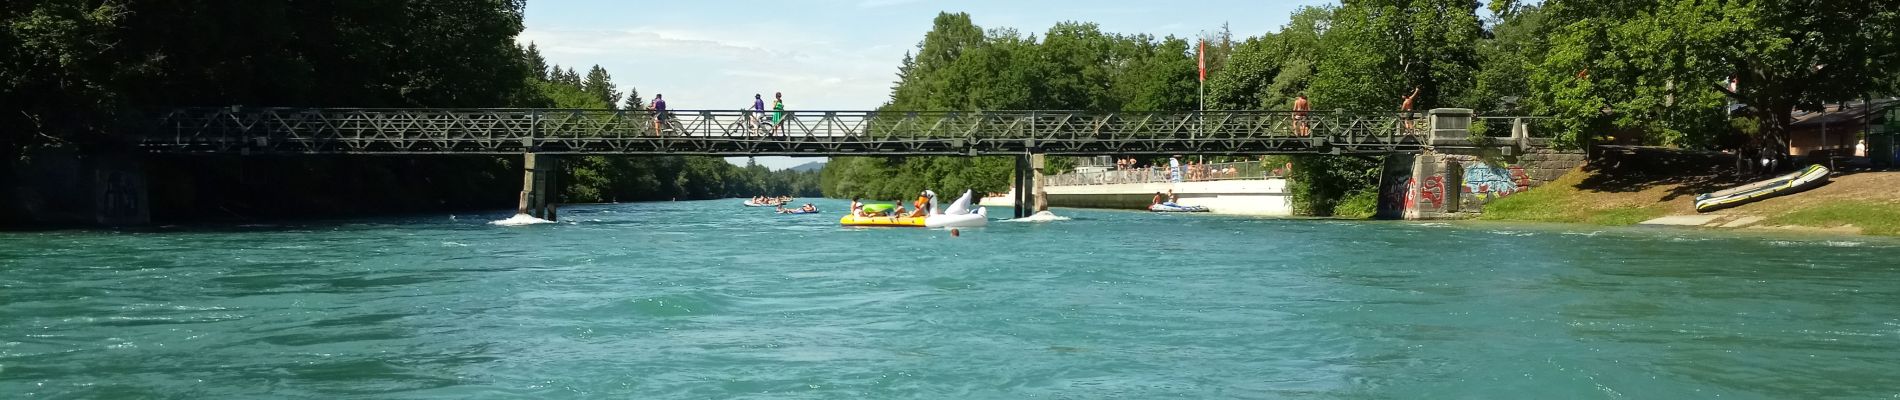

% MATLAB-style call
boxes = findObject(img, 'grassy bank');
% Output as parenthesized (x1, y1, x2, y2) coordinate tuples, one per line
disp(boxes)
(1479, 167, 1900, 236)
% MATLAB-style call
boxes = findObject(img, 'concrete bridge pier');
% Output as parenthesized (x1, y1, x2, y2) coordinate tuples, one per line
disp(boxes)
(517, 153, 560, 221)
(1011, 153, 1047, 219)
(1375, 109, 1587, 220)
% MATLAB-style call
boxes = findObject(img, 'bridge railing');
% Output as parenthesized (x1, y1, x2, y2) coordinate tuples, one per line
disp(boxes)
(1044, 161, 1284, 186)
(144, 108, 1436, 155)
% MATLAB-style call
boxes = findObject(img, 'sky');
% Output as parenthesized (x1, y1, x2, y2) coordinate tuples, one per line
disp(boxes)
(522, 0, 1332, 169)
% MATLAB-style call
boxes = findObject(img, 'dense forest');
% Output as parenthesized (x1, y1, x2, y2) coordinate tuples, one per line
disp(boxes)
(824, 1, 1900, 216)
(1, 1, 815, 224)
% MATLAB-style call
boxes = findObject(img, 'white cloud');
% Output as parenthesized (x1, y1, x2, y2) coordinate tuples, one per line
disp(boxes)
(520, 24, 904, 111)
(857, 0, 925, 8)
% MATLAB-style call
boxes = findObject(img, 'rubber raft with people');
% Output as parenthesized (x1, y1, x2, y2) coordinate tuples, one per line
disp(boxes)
(840, 190, 989, 228)
(1148, 203, 1209, 213)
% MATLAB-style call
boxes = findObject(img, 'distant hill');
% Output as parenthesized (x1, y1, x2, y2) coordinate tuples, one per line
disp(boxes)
(786, 161, 826, 172)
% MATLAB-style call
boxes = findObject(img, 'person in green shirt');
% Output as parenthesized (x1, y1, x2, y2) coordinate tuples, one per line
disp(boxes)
(771, 92, 786, 135)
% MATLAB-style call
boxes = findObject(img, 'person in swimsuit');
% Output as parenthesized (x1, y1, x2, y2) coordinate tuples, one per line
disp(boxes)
(1292, 94, 1310, 137)
(1400, 87, 1420, 131)
(909, 190, 935, 217)
(850, 197, 864, 217)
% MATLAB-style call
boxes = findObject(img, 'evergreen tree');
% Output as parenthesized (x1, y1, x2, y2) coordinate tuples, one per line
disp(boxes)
(623, 86, 645, 110)
(524, 42, 549, 81)
(582, 65, 622, 108)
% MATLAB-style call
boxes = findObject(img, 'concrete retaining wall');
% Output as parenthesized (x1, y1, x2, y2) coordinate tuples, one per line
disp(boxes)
(1376, 147, 1587, 219)
(1044, 179, 1293, 216)
(5, 150, 149, 226)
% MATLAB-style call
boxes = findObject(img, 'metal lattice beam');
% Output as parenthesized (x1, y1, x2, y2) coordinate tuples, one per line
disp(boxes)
(141, 108, 1439, 156)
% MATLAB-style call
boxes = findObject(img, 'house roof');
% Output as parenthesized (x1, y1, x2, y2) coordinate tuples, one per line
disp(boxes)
(1790, 98, 1899, 129)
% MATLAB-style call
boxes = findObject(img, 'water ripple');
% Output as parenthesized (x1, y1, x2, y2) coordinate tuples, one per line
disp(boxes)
(3, 200, 1899, 398)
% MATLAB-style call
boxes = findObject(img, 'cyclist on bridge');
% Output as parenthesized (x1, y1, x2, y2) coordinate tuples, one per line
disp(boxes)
(652, 94, 668, 135)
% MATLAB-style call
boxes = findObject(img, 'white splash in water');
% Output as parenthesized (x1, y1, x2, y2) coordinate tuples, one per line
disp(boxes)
(490, 214, 553, 226)
(1009, 211, 1071, 223)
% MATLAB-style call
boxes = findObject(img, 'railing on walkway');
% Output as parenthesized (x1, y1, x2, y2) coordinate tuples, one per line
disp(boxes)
(1044, 161, 1286, 186)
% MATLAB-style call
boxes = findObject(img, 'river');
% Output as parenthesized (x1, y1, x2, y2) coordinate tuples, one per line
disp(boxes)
(3, 199, 1898, 398)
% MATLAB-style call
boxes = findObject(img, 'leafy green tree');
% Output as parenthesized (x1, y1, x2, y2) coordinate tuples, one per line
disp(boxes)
(1207, 6, 1330, 110)
(1471, 4, 1554, 113)
(1530, 0, 1900, 158)
(1308, 0, 1483, 112)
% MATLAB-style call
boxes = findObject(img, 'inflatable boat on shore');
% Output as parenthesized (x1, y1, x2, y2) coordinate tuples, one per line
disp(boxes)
(1694, 164, 1830, 213)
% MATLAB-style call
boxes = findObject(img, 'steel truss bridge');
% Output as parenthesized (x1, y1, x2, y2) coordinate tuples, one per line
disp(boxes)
(141, 108, 1453, 156)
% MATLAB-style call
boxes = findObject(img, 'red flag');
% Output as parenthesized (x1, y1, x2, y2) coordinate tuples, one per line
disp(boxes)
(1198, 40, 1207, 82)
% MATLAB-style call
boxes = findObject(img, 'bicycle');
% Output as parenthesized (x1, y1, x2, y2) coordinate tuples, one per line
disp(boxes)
(644, 110, 694, 137)
(726, 109, 776, 137)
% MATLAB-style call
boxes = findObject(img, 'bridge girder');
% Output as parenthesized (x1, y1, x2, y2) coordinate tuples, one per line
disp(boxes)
(141, 108, 1448, 156)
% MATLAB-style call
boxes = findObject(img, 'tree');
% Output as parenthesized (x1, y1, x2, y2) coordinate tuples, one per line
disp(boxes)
(623, 86, 646, 110)
(1532, 0, 1900, 161)
(1207, 6, 1330, 110)
(1472, 3, 1554, 113)
(524, 42, 549, 81)
(582, 65, 622, 109)
(1308, 0, 1483, 112)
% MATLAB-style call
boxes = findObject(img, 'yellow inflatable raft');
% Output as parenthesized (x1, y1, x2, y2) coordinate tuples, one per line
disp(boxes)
(839, 215, 926, 227)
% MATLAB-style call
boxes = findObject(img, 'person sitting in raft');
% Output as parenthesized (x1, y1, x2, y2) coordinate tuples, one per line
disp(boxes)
(1166, 189, 1180, 206)
(849, 197, 864, 217)
(800, 204, 817, 213)
(908, 190, 935, 217)
(891, 203, 906, 218)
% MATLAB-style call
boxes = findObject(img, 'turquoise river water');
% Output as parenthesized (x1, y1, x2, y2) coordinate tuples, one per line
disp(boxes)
(4, 199, 1900, 398)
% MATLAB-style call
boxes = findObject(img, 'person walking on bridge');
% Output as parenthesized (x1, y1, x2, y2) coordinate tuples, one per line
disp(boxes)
(771, 92, 786, 136)
(751, 93, 767, 131)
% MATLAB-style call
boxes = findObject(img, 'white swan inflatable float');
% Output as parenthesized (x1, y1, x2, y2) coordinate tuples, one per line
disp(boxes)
(925, 190, 989, 228)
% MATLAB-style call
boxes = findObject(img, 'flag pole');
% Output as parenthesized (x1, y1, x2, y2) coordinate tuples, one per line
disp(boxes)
(1198, 39, 1206, 142)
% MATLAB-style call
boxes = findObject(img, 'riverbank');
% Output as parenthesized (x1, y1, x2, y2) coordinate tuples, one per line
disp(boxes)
(1480, 166, 1900, 236)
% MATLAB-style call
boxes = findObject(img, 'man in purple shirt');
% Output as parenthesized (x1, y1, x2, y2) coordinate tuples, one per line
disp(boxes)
(751, 94, 767, 133)
(651, 94, 668, 135)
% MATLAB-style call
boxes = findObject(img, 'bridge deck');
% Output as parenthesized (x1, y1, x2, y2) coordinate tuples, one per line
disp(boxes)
(142, 108, 1437, 156)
